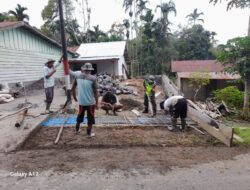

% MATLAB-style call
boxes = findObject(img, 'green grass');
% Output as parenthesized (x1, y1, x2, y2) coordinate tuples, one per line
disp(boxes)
(234, 127, 250, 145)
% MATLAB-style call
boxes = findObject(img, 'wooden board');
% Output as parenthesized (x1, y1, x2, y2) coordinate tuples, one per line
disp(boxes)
(161, 74, 233, 147)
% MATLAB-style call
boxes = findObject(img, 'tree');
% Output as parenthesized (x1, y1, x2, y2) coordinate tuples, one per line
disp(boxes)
(209, 0, 250, 10)
(186, 8, 204, 26)
(8, 4, 29, 21)
(41, 0, 84, 45)
(216, 36, 250, 118)
(188, 72, 211, 102)
(174, 25, 216, 60)
(0, 12, 8, 22)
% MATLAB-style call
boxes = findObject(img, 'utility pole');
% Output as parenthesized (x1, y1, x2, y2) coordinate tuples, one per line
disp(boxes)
(58, 0, 71, 103)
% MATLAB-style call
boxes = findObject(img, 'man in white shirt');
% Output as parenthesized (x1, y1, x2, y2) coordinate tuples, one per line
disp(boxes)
(160, 95, 188, 131)
(43, 57, 62, 114)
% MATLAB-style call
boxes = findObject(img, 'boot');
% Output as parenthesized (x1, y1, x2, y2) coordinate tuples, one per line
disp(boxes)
(180, 118, 186, 131)
(75, 122, 80, 134)
(142, 108, 148, 113)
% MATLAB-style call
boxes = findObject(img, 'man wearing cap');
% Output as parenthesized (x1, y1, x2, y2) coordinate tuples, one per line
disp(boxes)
(142, 75, 157, 116)
(43, 56, 63, 114)
(72, 62, 98, 138)
(101, 87, 123, 116)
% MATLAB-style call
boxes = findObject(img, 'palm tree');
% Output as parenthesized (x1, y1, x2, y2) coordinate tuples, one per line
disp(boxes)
(122, 19, 130, 40)
(123, 0, 134, 39)
(136, 0, 149, 16)
(8, 4, 29, 21)
(156, 1, 176, 36)
(186, 8, 204, 26)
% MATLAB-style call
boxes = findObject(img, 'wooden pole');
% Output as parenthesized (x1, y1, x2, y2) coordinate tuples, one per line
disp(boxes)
(54, 125, 64, 145)
(15, 108, 28, 128)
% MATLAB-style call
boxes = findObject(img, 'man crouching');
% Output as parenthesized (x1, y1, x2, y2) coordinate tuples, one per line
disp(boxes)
(160, 95, 188, 131)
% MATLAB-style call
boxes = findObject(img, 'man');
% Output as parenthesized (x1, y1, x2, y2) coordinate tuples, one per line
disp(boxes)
(143, 75, 157, 116)
(101, 87, 123, 116)
(72, 62, 98, 138)
(43, 56, 63, 114)
(160, 95, 188, 131)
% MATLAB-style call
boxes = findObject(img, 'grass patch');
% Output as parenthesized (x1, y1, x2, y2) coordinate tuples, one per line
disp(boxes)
(234, 127, 250, 145)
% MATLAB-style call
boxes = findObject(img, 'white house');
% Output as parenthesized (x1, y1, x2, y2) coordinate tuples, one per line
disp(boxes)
(69, 41, 129, 79)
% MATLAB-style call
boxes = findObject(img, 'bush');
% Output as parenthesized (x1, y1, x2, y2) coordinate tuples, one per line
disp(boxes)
(212, 86, 244, 109)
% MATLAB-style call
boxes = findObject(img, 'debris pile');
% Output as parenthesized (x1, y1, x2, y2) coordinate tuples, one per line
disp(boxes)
(0, 84, 14, 104)
(97, 73, 136, 96)
(189, 99, 231, 119)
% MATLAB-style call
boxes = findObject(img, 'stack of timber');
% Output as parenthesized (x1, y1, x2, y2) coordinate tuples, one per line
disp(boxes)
(161, 75, 233, 147)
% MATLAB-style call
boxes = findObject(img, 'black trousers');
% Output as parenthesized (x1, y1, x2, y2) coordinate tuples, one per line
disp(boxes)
(144, 93, 157, 114)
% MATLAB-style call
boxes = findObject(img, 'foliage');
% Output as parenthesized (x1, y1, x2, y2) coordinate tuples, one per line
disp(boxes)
(234, 127, 250, 145)
(216, 37, 250, 79)
(8, 4, 29, 21)
(186, 8, 204, 26)
(209, 0, 250, 10)
(188, 72, 211, 101)
(174, 25, 216, 60)
(215, 36, 250, 118)
(213, 86, 244, 108)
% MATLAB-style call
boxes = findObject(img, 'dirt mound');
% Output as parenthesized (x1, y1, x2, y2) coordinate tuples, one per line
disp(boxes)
(119, 98, 143, 110)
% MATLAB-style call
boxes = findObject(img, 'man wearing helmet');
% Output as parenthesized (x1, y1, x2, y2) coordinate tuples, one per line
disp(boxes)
(142, 75, 157, 116)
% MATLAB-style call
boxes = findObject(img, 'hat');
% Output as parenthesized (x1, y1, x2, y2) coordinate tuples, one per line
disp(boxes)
(46, 59, 55, 65)
(81, 62, 94, 71)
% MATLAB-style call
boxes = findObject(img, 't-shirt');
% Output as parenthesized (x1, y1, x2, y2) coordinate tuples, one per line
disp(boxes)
(102, 92, 117, 105)
(164, 95, 184, 111)
(43, 61, 61, 88)
(75, 73, 97, 106)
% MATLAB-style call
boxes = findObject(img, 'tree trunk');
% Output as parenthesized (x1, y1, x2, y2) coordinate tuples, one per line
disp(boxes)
(243, 15, 250, 118)
(242, 76, 250, 118)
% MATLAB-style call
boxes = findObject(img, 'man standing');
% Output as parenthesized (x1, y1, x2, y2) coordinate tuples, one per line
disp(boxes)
(142, 75, 157, 116)
(43, 56, 63, 114)
(160, 95, 188, 131)
(101, 87, 123, 116)
(72, 62, 98, 138)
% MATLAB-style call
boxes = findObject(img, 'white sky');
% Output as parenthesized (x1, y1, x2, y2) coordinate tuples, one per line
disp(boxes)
(1, 0, 249, 44)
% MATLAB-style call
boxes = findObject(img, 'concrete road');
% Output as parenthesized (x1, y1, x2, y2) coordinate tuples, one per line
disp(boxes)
(1, 153, 250, 190)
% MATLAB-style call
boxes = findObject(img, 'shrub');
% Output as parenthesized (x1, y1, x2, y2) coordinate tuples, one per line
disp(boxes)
(212, 86, 244, 109)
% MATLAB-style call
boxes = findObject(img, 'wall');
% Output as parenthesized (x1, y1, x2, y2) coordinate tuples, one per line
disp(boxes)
(0, 27, 71, 85)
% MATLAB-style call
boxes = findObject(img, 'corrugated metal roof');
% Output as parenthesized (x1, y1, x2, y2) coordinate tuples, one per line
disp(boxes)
(0, 21, 75, 55)
(177, 72, 241, 80)
(172, 60, 225, 72)
(77, 41, 126, 58)
(70, 56, 119, 61)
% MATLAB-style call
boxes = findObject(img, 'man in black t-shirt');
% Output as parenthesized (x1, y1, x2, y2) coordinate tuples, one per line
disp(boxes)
(101, 88, 123, 116)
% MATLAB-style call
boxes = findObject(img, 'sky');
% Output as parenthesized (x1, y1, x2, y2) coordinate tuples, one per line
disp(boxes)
(0, 0, 249, 44)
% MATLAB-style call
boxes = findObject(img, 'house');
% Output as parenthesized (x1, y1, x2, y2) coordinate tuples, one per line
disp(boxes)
(0, 21, 74, 86)
(171, 60, 242, 100)
(69, 41, 129, 79)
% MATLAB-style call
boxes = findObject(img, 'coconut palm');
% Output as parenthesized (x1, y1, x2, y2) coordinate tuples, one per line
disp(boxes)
(8, 4, 29, 21)
(136, 0, 149, 16)
(156, 0, 176, 36)
(156, 0, 176, 24)
(186, 8, 204, 26)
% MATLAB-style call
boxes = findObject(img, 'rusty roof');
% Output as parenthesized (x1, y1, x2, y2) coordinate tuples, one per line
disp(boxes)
(177, 72, 241, 80)
(171, 60, 225, 72)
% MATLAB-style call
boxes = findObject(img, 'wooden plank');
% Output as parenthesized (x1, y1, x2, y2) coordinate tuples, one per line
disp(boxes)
(131, 109, 141, 117)
(161, 74, 233, 147)
(54, 125, 64, 145)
